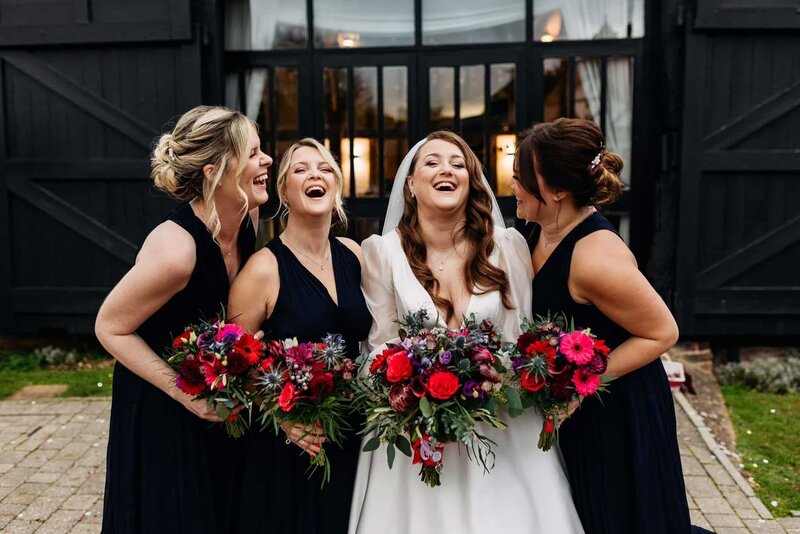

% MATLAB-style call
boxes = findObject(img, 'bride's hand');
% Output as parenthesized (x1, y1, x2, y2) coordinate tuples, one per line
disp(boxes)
(281, 421, 326, 457)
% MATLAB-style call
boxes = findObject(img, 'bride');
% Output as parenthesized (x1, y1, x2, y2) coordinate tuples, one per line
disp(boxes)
(348, 131, 584, 533)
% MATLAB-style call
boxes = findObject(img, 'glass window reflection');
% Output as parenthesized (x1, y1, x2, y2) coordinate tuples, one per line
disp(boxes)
(224, 0, 307, 50)
(314, 0, 414, 48)
(423, 0, 525, 45)
(534, 0, 644, 42)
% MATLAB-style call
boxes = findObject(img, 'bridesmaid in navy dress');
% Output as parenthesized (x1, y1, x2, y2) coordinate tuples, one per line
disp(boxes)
(510, 118, 696, 534)
(229, 138, 371, 533)
(95, 106, 272, 532)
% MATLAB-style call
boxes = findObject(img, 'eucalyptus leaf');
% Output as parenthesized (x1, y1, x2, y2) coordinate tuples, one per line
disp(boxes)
(362, 436, 381, 452)
(395, 434, 412, 457)
(419, 396, 432, 418)
(215, 404, 230, 420)
(505, 385, 523, 414)
(387, 442, 396, 468)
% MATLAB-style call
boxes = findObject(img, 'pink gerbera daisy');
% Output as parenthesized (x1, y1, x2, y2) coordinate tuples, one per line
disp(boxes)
(572, 369, 601, 396)
(559, 332, 595, 365)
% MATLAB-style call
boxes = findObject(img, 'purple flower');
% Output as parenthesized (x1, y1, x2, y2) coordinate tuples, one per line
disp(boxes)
(511, 357, 525, 370)
(439, 351, 452, 365)
(462, 379, 485, 399)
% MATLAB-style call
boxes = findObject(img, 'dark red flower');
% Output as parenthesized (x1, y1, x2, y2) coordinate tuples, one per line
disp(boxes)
(226, 350, 250, 375)
(549, 370, 575, 400)
(584, 352, 608, 375)
(471, 346, 495, 363)
(259, 356, 275, 372)
(308, 372, 334, 400)
(410, 375, 428, 398)
(516, 332, 538, 353)
(594, 339, 611, 356)
(388, 383, 417, 413)
(176, 357, 205, 396)
(427, 371, 460, 400)
(386, 351, 414, 383)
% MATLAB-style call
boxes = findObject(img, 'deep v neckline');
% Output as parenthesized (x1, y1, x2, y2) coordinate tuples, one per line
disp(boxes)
(187, 205, 249, 286)
(279, 236, 341, 307)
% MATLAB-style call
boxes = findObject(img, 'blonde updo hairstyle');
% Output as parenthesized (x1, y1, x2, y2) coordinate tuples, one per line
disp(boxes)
(151, 105, 257, 239)
(274, 138, 348, 230)
(517, 117, 624, 207)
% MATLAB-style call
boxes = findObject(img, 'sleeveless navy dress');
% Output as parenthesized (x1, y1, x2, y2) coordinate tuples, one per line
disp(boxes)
(236, 236, 371, 533)
(531, 212, 692, 534)
(103, 203, 255, 533)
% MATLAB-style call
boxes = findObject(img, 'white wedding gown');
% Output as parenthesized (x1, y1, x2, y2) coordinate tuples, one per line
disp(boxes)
(348, 227, 584, 534)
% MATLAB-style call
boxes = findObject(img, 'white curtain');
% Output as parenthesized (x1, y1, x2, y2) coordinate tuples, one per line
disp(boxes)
(548, 0, 635, 186)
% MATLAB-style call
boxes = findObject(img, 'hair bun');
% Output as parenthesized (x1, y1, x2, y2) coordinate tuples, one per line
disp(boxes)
(589, 150, 624, 206)
(151, 134, 182, 196)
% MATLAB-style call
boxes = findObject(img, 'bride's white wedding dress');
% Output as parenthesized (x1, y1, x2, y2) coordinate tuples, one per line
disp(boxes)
(348, 227, 584, 534)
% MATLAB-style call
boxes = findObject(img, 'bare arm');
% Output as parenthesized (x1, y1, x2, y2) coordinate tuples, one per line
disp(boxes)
(94, 221, 220, 421)
(227, 248, 278, 333)
(570, 231, 679, 379)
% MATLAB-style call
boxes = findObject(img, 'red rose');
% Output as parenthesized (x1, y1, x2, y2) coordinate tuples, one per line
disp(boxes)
(278, 382, 297, 411)
(386, 351, 413, 383)
(370, 344, 404, 374)
(308, 372, 334, 400)
(520, 369, 546, 392)
(427, 371, 459, 400)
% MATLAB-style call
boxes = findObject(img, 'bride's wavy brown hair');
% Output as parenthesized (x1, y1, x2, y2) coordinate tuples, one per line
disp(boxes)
(397, 131, 512, 324)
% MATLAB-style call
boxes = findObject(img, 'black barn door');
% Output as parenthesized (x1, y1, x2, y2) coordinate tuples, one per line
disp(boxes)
(676, 2, 800, 337)
(0, 0, 207, 332)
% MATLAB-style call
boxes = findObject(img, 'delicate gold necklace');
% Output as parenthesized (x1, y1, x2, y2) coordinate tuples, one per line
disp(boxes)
(283, 237, 330, 270)
(427, 244, 464, 272)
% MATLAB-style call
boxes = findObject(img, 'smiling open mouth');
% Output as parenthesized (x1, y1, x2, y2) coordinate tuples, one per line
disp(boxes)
(433, 181, 456, 192)
(305, 185, 326, 198)
(253, 174, 268, 186)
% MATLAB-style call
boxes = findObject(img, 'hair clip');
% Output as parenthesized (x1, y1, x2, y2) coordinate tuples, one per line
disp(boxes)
(590, 152, 602, 169)
(168, 147, 177, 161)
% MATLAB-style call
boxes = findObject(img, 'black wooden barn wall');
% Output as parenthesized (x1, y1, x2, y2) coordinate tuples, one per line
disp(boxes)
(676, 2, 800, 337)
(0, 0, 208, 333)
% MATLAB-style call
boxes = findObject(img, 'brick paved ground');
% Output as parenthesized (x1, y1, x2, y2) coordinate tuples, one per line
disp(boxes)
(0, 395, 797, 533)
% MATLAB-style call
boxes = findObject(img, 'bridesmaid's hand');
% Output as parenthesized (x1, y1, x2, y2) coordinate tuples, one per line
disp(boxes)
(173, 391, 224, 422)
(556, 398, 582, 429)
(281, 421, 326, 457)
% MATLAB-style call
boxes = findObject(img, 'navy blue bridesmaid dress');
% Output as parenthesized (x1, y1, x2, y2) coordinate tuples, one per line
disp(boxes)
(236, 235, 371, 533)
(531, 212, 693, 534)
(102, 203, 255, 533)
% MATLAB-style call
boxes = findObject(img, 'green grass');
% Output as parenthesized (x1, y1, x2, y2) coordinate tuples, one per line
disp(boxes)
(721, 384, 800, 517)
(0, 350, 114, 400)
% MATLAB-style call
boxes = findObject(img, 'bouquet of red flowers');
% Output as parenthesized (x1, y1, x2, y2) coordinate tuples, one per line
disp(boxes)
(355, 310, 521, 487)
(253, 334, 357, 485)
(508, 314, 613, 451)
(165, 316, 264, 438)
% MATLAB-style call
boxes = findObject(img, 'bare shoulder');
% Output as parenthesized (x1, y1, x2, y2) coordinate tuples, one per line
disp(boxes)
(570, 229, 638, 298)
(137, 220, 196, 278)
(239, 247, 278, 282)
(336, 236, 364, 267)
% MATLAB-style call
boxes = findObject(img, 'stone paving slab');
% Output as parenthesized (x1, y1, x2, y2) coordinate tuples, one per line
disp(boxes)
(0, 394, 794, 533)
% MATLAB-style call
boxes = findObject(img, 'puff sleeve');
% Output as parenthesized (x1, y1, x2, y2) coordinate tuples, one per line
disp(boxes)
(495, 227, 534, 342)
(361, 234, 400, 357)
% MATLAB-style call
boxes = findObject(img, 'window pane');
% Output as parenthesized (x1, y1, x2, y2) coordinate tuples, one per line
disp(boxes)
(383, 67, 409, 196)
(460, 65, 485, 163)
(343, 67, 379, 197)
(323, 68, 350, 193)
(490, 64, 516, 196)
(543, 58, 569, 122)
(430, 67, 455, 131)
(575, 57, 601, 122)
(423, 0, 525, 45)
(534, 0, 644, 42)
(314, 0, 414, 48)
(224, 0, 307, 50)
(607, 57, 634, 186)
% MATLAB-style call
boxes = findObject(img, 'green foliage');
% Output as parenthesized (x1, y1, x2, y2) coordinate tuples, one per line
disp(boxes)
(717, 358, 800, 394)
(722, 385, 800, 517)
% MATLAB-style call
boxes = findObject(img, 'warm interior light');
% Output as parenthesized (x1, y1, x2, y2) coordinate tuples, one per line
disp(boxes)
(336, 32, 360, 48)
(495, 134, 516, 196)
(540, 9, 562, 42)
(341, 137, 371, 196)
(540, 34, 554, 43)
